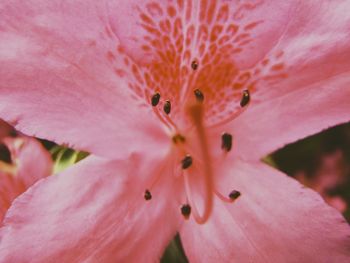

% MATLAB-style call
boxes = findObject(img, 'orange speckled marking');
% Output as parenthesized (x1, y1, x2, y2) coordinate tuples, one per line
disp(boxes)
(105, 0, 288, 125)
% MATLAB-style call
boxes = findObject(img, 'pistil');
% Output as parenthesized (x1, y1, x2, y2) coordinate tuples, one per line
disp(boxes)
(184, 100, 214, 224)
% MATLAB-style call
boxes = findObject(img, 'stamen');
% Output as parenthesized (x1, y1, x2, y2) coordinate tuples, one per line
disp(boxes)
(194, 89, 204, 102)
(144, 189, 152, 201)
(181, 155, 193, 169)
(240, 90, 250, 107)
(163, 100, 171, 115)
(214, 189, 234, 203)
(208, 90, 251, 129)
(151, 92, 161, 106)
(191, 60, 198, 70)
(152, 105, 174, 130)
(229, 190, 241, 200)
(221, 133, 233, 152)
(181, 204, 191, 219)
(185, 103, 214, 224)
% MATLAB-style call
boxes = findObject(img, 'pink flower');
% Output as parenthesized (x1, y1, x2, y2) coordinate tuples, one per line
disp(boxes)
(0, 0, 350, 262)
(0, 135, 53, 222)
(0, 119, 13, 141)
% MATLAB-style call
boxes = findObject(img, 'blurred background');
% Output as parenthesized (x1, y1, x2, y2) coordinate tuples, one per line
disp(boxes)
(0, 119, 349, 262)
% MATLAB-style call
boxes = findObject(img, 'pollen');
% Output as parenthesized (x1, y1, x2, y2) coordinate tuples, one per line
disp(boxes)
(194, 89, 204, 102)
(144, 189, 152, 201)
(191, 60, 199, 70)
(163, 100, 171, 115)
(181, 155, 193, 169)
(221, 132, 233, 152)
(181, 204, 191, 219)
(240, 90, 250, 107)
(229, 190, 241, 201)
(151, 92, 161, 106)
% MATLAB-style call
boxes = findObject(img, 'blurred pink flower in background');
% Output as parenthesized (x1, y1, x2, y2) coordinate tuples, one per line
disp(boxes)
(0, 0, 350, 262)
(295, 150, 348, 213)
(0, 120, 53, 222)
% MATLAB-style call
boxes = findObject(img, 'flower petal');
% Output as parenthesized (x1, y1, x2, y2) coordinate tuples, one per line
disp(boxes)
(3, 137, 53, 188)
(0, 154, 182, 262)
(180, 159, 350, 262)
(0, 136, 52, 222)
(107, 1, 293, 65)
(0, 0, 168, 158)
(230, 74, 350, 160)
(0, 119, 13, 141)
(253, 0, 350, 101)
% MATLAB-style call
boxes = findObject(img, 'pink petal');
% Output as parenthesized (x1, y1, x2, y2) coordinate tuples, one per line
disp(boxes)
(3, 137, 53, 188)
(0, 136, 52, 222)
(107, 1, 293, 66)
(0, 119, 13, 141)
(105, 1, 350, 127)
(0, 1, 168, 158)
(254, 0, 350, 101)
(180, 159, 350, 262)
(0, 154, 182, 262)
(230, 74, 350, 160)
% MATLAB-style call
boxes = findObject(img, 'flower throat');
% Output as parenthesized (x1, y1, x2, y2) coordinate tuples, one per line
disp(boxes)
(143, 61, 251, 224)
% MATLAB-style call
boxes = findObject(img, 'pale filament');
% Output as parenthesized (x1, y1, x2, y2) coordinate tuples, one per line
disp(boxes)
(152, 106, 175, 131)
(214, 189, 235, 203)
(163, 112, 178, 131)
(207, 99, 250, 129)
(146, 153, 172, 191)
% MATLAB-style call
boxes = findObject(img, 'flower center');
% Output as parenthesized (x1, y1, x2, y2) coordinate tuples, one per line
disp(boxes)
(144, 67, 251, 224)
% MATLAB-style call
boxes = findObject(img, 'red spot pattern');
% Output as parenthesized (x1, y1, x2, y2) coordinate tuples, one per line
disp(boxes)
(105, 0, 288, 126)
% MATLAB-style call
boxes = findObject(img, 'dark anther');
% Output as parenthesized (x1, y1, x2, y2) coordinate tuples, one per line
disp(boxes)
(229, 190, 241, 201)
(221, 132, 233, 152)
(144, 189, 152, 201)
(240, 90, 250, 107)
(181, 204, 191, 219)
(0, 144, 12, 164)
(163, 100, 171, 115)
(194, 89, 204, 102)
(172, 134, 186, 144)
(181, 155, 193, 169)
(191, 60, 198, 70)
(151, 92, 161, 106)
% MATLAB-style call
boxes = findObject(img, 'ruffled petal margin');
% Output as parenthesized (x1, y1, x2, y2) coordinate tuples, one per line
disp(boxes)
(180, 159, 350, 263)
(0, 154, 182, 262)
